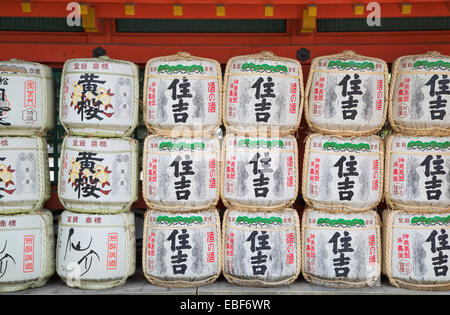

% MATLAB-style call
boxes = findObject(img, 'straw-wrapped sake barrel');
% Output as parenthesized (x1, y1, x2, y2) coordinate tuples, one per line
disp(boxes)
(223, 51, 303, 136)
(305, 50, 388, 136)
(389, 51, 450, 136)
(222, 208, 300, 287)
(142, 135, 220, 211)
(142, 209, 221, 287)
(60, 56, 139, 137)
(0, 59, 54, 135)
(0, 210, 54, 293)
(385, 134, 450, 211)
(0, 136, 50, 214)
(302, 134, 384, 211)
(382, 209, 450, 291)
(56, 210, 135, 289)
(144, 52, 222, 136)
(58, 136, 138, 214)
(301, 208, 381, 288)
(221, 134, 298, 210)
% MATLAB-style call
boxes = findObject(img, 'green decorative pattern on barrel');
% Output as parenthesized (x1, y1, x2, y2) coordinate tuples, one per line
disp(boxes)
(317, 217, 366, 227)
(327, 60, 375, 70)
(159, 141, 206, 151)
(406, 140, 450, 151)
(237, 139, 284, 149)
(241, 62, 288, 74)
(411, 215, 450, 226)
(323, 141, 371, 152)
(413, 60, 450, 70)
(156, 215, 204, 225)
(235, 216, 283, 225)
(157, 64, 205, 74)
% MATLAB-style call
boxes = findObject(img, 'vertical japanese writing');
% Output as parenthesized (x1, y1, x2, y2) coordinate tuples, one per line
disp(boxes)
(249, 152, 273, 198)
(425, 229, 450, 277)
(167, 229, 192, 275)
(0, 240, 16, 278)
(63, 228, 100, 277)
(206, 231, 215, 263)
(168, 78, 192, 123)
(251, 77, 275, 122)
(425, 74, 449, 120)
(338, 74, 362, 120)
(420, 155, 446, 200)
(170, 155, 195, 200)
(334, 155, 359, 201)
(23, 235, 34, 273)
(0, 81, 11, 126)
(246, 231, 271, 275)
(328, 231, 354, 277)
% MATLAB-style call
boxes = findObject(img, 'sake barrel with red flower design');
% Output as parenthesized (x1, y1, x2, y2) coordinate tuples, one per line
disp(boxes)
(0, 210, 54, 293)
(0, 136, 50, 214)
(302, 208, 381, 288)
(382, 209, 450, 291)
(0, 59, 54, 136)
(305, 50, 388, 136)
(142, 135, 220, 211)
(385, 134, 450, 211)
(60, 56, 139, 137)
(144, 52, 222, 136)
(58, 136, 138, 214)
(56, 210, 135, 290)
(223, 51, 303, 136)
(222, 208, 301, 287)
(302, 134, 384, 212)
(142, 209, 221, 287)
(389, 51, 450, 136)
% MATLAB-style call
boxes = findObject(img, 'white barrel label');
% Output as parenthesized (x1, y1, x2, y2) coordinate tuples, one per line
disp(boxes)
(386, 135, 450, 210)
(391, 55, 450, 132)
(303, 134, 383, 211)
(57, 211, 135, 283)
(222, 135, 298, 209)
(224, 55, 302, 134)
(61, 58, 138, 137)
(59, 136, 138, 213)
(144, 210, 220, 284)
(143, 136, 219, 210)
(386, 211, 450, 283)
(145, 57, 221, 134)
(0, 60, 54, 134)
(303, 209, 380, 286)
(223, 209, 300, 285)
(307, 56, 387, 134)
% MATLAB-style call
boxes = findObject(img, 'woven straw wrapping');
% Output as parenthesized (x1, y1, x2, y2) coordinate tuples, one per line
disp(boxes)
(59, 56, 139, 138)
(388, 51, 450, 136)
(302, 133, 384, 212)
(0, 59, 54, 136)
(56, 210, 136, 290)
(143, 52, 222, 137)
(142, 134, 220, 212)
(301, 208, 381, 288)
(304, 50, 388, 136)
(382, 209, 450, 291)
(142, 208, 222, 288)
(58, 135, 139, 214)
(220, 133, 299, 211)
(222, 208, 301, 287)
(384, 134, 450, 212)
(222, 51, 304, 137)
(0, 210, 54, 293)
(0, 136, 50, 215)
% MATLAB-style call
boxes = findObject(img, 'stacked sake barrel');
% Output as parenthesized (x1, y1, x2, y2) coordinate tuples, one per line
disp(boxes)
(141, 52, 222, 287)
(0, 59, 55, 292)
(56, 56, 139, 289)
(382, 51, 450, 291)
(220, 51, 303, 287)
(302, 50, 388, 288)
